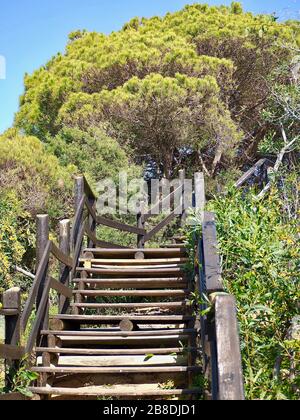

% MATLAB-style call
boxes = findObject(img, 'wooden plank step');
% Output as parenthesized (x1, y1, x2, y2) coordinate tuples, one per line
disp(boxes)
(79, 258, 189, 266)
(70, 302, 188, 310)
(37, 355, 185, 367)
(85, 264, 186, 270)
(38, 335, 191, 345)
(32, 366, 202, 374)
(83, 248, 188, 257)
(29, 385, 200, 397)
(161, 244, 187, 249)
(36, 347, 198, 356)
(73, 290, 189, 297)
(72, 278, 188, 289)
(50, 315, 194, 323)
(76, 267, 185, 277)
(41, 329, 197, 337)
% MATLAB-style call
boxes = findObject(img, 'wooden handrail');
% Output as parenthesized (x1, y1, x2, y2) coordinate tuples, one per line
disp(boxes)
(20, 240, 52, 332)
(214, 294, 245, 400)
(235, 158, 273, 188)
(144, 184, 184, 221)
(144, 204, 182, 242)
(83, 176, 97, 201)
(51, 242, 73, 268)
(49, 277, 73, 299)
(84, 196, 97, 222)
(97, 215, 146, 236)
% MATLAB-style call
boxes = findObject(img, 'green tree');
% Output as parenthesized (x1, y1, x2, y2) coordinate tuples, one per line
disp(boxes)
(14, 3, 300, 175)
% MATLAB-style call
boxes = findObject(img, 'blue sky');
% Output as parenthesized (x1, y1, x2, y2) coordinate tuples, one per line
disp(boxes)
(0, 0, 299, 134)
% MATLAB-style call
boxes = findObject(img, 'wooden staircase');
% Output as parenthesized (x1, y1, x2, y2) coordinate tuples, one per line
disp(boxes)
(29, 246, 201, 399)
(1, 172, 245, 401)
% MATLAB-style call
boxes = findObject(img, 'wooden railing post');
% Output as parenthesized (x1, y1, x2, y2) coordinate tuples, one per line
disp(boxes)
(137, 201, 145, 248)
(179, 169, 186, 226)
(194, 172, 205, 222)
(3, 287, 21, 389)
(59, 219, 71, 313)
(74, 176, 85, 250)
(36, 215, 49, 346)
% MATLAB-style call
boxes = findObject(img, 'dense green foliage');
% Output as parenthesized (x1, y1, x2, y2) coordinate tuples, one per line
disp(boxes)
(208, 187, 299, 400)
(14, 2, 300, 177)
(0, 132, 74, 289)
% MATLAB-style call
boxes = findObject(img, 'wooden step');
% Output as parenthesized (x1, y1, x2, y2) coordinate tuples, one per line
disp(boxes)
(36, 347, 198, 356)
(70, 302, 189, 310)
(37, 355, 186, 367)
(79, 258, 189, 266)
(38, 335, 192, 345)
(76, 267, 185, 278)
(72, 279, 188, 289)
(50, 315, 194, 324)
(41, 329, 197, 337)
(29, 385, 200, 397)
(161, 244, 187, 249)
(32, 366, 201, 374)
(83, 248, 188, 257)
(73, 290, 189, 297)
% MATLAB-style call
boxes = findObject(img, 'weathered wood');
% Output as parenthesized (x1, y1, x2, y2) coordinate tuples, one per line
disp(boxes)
(36, 215, 50, 345)
(59, 219, 71, 313)
(71, 302, 187, 310)
(0, 392, 30, 400)
(51, 242, 73, 268)
(215, 295, 245, 401)
(79, 257, 188, 266)
(49, 278, 73, 299)
(93, 240, 129, 250)
(144, 184, 184, 221)
(137, 201, 146, 248)
(26, 276, 52, 354)
(74, 176, 85, 212)
(144, 205, 182, 242)
(82, 176, 97, 200)
(36, 347, 197, 356)
(83, 248, 187, 256)
(42, 329, 197, 337)
(84, 196, 97, 222)
(20, 241, 51, 332)
(0, 344, 24, 360)
(71, 195, 85, 249)
(73, 289, 189, 297)
(194, 172, 205, 217)
(235, 159, 269, 188)
(50, 314, 193, 323)
(76, 266, 185, 277)
(119, 319, 135, 332)
(40, 335, 191, 346)
(84, 223, 98, 248)
(72, 278, 187, 289)
(0, 309, 19, 316)
(29, 386, 200, 397)
(202, 212, 223, 293)
(32, 366, 201, 374)
(97, 216, 146, 236)
(71, 223, 85, 275)
(3, 287, 21, 346)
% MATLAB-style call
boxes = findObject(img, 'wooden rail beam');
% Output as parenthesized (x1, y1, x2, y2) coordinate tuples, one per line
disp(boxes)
(214, 295, 245, 400)
(59, 219, 71, 313)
